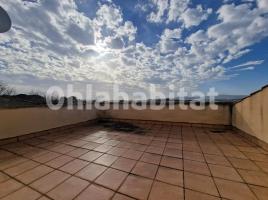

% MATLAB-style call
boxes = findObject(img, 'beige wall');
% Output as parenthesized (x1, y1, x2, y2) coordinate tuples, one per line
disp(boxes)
(102, 104, 231, 125)
(0, 107, 97, 139)
(232, 87, 268, 143)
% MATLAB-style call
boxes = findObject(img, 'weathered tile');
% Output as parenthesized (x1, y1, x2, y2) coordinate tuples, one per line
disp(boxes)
(119, 175, 153, 200)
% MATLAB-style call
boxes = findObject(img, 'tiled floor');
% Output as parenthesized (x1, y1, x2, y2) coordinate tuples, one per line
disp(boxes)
(1, 122, 268, 200)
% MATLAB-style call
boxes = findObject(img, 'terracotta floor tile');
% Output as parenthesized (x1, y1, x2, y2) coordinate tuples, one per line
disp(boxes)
(156, 166, 183, 186)
(75, 184, 114, 200)
(16, 165, 53, 184)
(244, 152, 268, 162)
(119, 175, 153, 200)
(131, 144, 147, 151)
(46, 155, 74, 168)
(184, 160, 210, 176)
(184, 172, 219, 196)
(168, 138, 182, 144)
(95, 138, 110, 144)
(66, 148, 89, 158)
(95, 168, 128, 190)
(65, 139, 88, 147)
(112, 193, 135, 200)
(0, 150, 14, 160)
(204, 154, 231, 166)
(122, 149, 143, 160)
(48, 177, 89, 200)
(153, 137, 168, 142)
(215, 178, 257, 200)
(60, 159, 89, 174)
(1, 186, 41, 200)
(145, 146, 164, 155)
(163, 148, 182, 158)
(209, 164, 243, 182)
(38, 196, 50, 200)
(76, 163, 107, 181)
(150, 140, 166, 147)
(254, 161, 268, 173)
(183, 151, 205, 162)
(185, 189, 220, 200)
(2, 124, 267, 200)
(107, 147, 126, 156)
(82, 142, 100, 150)
(238, 169, 268, 187)
(149, 181, 184, 200)
(140, 152, 161, 165)
(0, 156, 28, 170)
(37, 141, 54, 148)
(166, 142, 182, 150)
(4, 160, 39, 177)
(49, 144, 76, 154)
(131, 161, 158, 179)
(111, 157, 137, 172)
(237, 146, 261, 153)
(94, 154, 118, 166)
(228, 157, 259, 170)
(23, 149, 49, 159)
(183, 144, 202, 153)
(222, 149, 247, 159)
(0, 179, 23, 198)
(160, 156, 183, 170)
(79, 151, 103, 162)
(30, 170, 70, 193)
(33, 151, 61, 163)
(117, 142, 133, 149)
(0, 172, 10, 183)
(94, 144, 113, 153)
(249, 185, 268, 200)
(105, 140, 121, 146)
(200, 145, 222, 156)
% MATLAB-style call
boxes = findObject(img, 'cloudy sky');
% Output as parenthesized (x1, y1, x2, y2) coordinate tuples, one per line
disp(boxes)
(0, 0, 268, 97)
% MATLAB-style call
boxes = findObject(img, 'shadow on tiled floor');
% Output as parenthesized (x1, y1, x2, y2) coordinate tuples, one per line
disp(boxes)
(1, 122, 268, 200)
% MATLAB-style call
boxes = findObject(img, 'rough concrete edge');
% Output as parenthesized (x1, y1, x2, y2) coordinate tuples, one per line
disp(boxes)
(233, 127, 268, 151)
(0, 119, 98, 146)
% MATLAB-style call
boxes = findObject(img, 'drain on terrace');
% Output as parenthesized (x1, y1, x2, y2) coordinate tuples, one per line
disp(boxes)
(98, 119, 145, 134)
(210, 129, 226, 134)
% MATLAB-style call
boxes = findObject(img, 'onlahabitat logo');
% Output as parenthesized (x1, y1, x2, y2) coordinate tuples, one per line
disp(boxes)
(46, 84, 219, 111)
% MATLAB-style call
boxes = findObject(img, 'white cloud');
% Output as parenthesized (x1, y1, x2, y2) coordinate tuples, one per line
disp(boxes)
(145, 0, 212, 28)
(167, 0, 190, 23)
(181, 5, 212, 28)
(258, 0, 268, 11)
(235, 66, 255, 71)
(0, 0, 268, 96)
(230, 60, 264, 69)
(159, 28, 182, 53)
(147, 0, 169, 23)
(95, 4, 123, 29)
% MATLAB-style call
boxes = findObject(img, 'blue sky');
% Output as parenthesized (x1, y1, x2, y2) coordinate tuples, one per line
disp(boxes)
(0, 0, 268, 97)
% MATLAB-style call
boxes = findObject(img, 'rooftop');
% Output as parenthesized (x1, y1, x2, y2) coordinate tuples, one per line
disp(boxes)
(1, 121, 268, 200)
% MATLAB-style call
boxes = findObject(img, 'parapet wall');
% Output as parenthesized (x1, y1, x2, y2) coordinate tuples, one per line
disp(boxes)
(0, 107, 98, 139)
(102, 104, 232, 126)
(232, 85, 268, 145)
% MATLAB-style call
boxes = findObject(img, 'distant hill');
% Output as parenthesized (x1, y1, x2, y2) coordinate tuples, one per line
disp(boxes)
(173, 95, 246, 103)
(214, 95, 246, 102)
(0, 94, 246, 108)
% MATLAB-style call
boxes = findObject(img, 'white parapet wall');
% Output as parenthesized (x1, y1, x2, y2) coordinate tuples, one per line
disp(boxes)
(101, 103, 232, 125)
(232, 86, 268, 144)
(0, 107, 98, 139)
(0, 103, 233, 140)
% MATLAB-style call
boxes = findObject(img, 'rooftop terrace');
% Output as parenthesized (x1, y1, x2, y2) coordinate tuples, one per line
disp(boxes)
(1, 121, 268, 200)
(0, 85, 267, 200)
